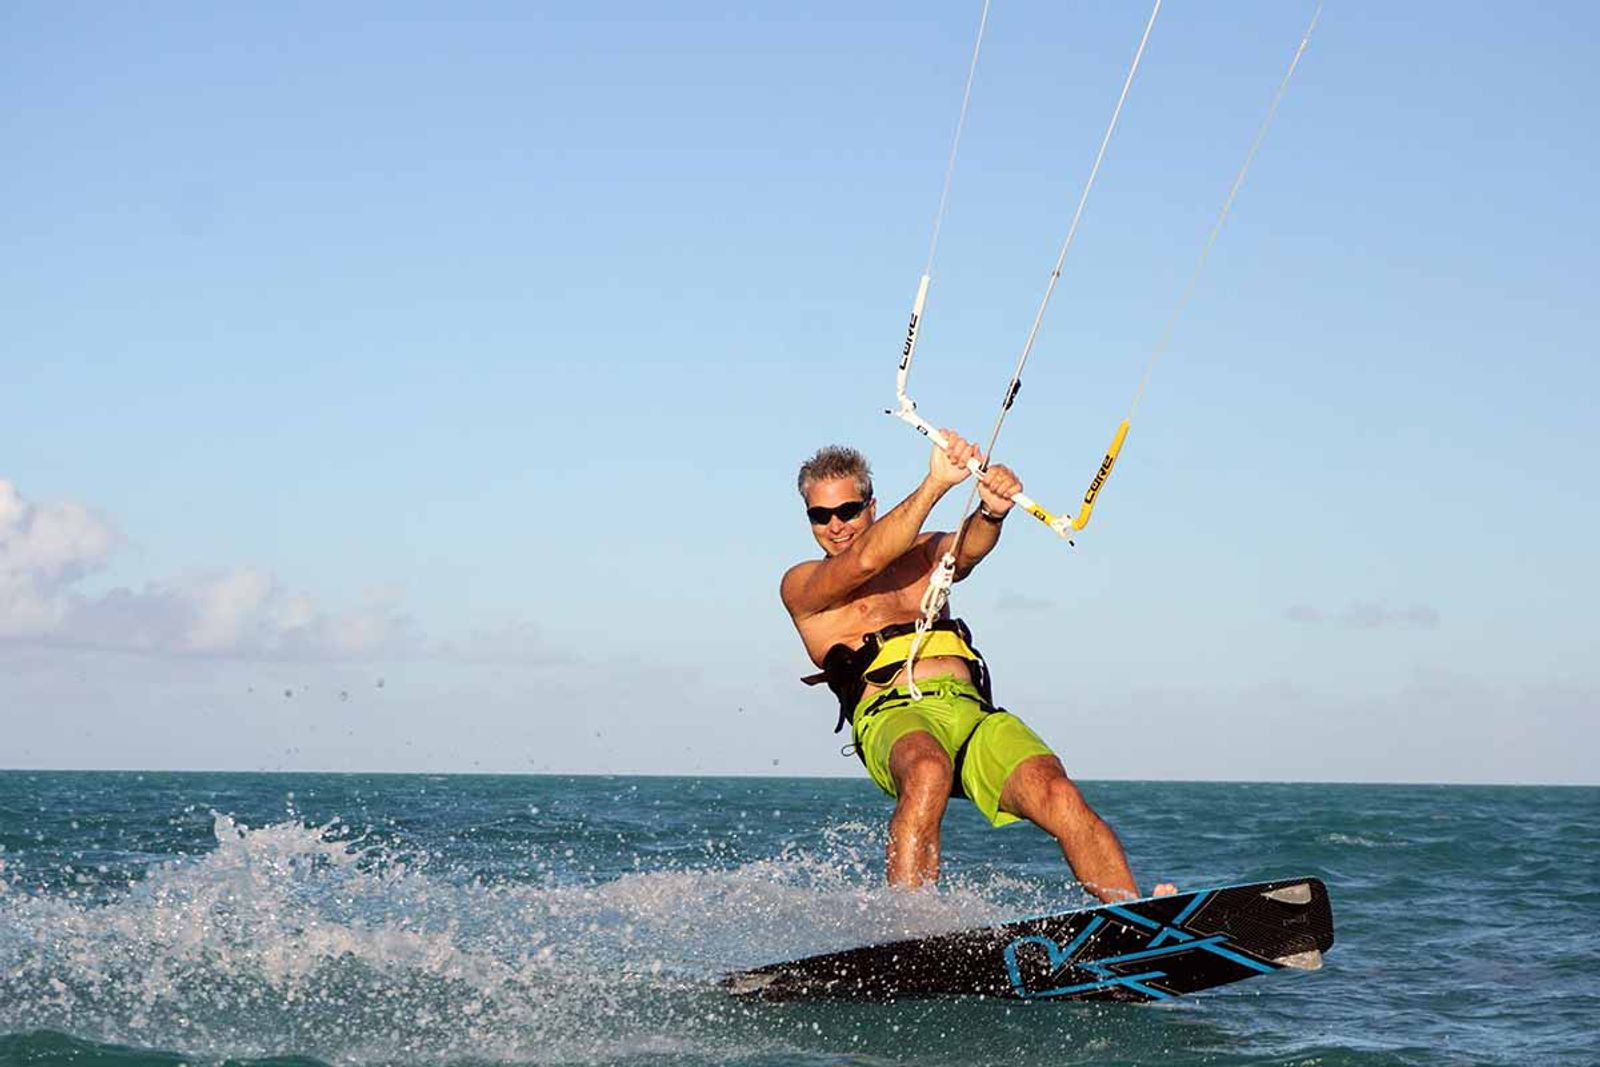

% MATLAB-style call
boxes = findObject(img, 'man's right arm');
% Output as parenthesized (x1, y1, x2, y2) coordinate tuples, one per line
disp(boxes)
(782, 431, 980, 620)
(781, 476, 949, 621)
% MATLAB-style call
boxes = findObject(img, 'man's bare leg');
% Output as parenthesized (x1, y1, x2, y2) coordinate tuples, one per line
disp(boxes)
(885, 731, 954, 886)
(999, 754, 1177, 904)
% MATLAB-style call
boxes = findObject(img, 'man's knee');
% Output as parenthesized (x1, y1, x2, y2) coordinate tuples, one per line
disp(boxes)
(1003, 755, 1094, 822)
(890, 734, 953, 799)
(1042, 774, 1094, 823)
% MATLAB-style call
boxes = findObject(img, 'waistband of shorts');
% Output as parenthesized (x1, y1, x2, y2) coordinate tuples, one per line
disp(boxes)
(853, 674, 984, 719)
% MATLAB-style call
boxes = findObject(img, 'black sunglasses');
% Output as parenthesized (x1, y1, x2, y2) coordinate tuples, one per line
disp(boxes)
(806, 499, 871, 525)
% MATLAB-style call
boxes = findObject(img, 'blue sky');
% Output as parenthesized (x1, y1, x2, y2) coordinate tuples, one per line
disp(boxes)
(2, 2, 1595, 783)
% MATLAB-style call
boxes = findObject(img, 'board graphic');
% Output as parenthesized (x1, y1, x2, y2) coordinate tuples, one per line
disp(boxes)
(724, 877, 1334, 1003)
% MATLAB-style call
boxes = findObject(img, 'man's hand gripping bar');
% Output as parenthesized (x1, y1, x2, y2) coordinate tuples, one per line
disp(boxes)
(890, 275, 1073, 540)
(887, 399, 1074, 540)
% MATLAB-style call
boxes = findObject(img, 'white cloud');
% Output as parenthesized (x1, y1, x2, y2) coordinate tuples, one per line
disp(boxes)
(0, 480, 120, 637)
(0, 480, 415, 660)
(63, 571, 418, 658)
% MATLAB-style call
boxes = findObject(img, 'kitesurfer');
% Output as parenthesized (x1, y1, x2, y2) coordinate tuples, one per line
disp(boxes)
(781, 434, 1175, 903)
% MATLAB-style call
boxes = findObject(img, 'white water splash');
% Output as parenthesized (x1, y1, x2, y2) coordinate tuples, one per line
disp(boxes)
(0, 813, 1056, 1064)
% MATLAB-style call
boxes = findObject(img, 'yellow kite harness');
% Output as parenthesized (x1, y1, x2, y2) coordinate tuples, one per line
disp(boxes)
(806, 617, 995, 737)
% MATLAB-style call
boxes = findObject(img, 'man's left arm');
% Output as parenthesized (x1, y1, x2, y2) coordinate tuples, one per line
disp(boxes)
(951, 463, 1021, 579)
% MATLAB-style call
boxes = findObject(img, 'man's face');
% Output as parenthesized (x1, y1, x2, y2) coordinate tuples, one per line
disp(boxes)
(804, 476, 875, 557)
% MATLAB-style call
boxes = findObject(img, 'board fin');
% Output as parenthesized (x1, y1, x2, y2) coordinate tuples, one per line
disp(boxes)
(1273, 949, 1324, 970)
(1260, 882, 1314, 905)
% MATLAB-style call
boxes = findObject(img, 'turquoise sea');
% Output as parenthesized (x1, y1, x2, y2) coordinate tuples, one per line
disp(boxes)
(0, 772, 1594, 1066)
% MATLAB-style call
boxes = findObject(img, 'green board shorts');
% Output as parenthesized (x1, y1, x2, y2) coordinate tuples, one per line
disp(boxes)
(852, 675, 1057, 827)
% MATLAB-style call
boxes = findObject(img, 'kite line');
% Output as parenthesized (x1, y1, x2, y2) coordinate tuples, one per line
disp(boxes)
(885, 2, 1323, 697)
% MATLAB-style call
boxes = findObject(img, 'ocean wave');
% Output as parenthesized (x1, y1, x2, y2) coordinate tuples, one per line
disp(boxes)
(1318, 832, 1410, 849)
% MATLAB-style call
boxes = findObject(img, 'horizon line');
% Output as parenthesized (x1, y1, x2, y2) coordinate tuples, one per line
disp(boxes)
(1, 766, 1594, 789)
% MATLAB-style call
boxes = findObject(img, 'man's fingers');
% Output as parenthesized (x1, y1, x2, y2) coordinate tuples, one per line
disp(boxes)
(979, 464, 1020, 497)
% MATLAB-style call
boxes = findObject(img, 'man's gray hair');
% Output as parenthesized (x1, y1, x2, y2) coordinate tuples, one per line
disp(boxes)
(797, 445, 873, 500)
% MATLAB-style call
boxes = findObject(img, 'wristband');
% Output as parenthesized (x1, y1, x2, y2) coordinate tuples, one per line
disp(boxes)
(978, 505, 1007, 524)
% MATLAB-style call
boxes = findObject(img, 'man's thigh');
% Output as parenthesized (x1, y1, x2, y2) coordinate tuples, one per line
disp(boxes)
(888, 729, 956, 798)
(962, 713, 1058, 826)
(859, 704, 947, 797)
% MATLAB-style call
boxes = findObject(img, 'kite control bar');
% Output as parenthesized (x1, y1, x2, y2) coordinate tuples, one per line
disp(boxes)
(888, 273, 1130, 541)
(889, 273, 1103, 542)
(887, 394, 1075, 540)
(889, 396, 1129, 539)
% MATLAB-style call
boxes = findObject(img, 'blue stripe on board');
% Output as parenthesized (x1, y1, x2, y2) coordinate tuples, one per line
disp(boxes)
(1148, 926, 1194, 948)
(1058, 915, 1105, 962)
(1171, 890, 1212, 927)
(1078, 935, 1276, 976)
(1104, 905, 1161, 930)
(1022, 969, 1174, 1001)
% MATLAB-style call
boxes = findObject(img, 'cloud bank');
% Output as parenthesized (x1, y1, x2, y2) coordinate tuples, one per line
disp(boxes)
(0, 479, 415, 659)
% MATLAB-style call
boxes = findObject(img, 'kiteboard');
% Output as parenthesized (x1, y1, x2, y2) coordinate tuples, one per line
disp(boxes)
(724, 876, 1333, 1003)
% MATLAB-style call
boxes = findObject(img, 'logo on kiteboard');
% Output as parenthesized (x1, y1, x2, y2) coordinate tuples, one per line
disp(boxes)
(1001, 904, 1276, 1001)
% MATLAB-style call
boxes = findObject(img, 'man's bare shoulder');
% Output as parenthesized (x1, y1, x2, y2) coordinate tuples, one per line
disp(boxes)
(781, 557, 822, 587)
(780, 557, 823, 614)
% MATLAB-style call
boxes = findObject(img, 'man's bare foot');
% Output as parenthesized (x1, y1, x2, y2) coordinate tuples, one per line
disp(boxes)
(1153, 882, 1178, 896)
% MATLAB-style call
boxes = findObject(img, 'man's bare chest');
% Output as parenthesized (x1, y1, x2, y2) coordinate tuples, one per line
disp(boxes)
(798, 553, 934, 663)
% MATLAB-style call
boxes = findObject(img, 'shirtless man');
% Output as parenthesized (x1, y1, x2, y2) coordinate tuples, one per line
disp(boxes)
(781, 434, 1173, 904)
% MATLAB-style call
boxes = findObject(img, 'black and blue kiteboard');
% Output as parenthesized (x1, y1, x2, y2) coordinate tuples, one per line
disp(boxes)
(724, 876, 1333, 1003)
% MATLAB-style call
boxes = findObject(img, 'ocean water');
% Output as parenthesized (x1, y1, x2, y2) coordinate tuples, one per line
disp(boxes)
(0, 772, 1594, 1066)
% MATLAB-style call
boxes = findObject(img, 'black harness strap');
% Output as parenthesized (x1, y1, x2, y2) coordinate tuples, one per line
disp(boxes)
(949, 705, 1013, 800)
